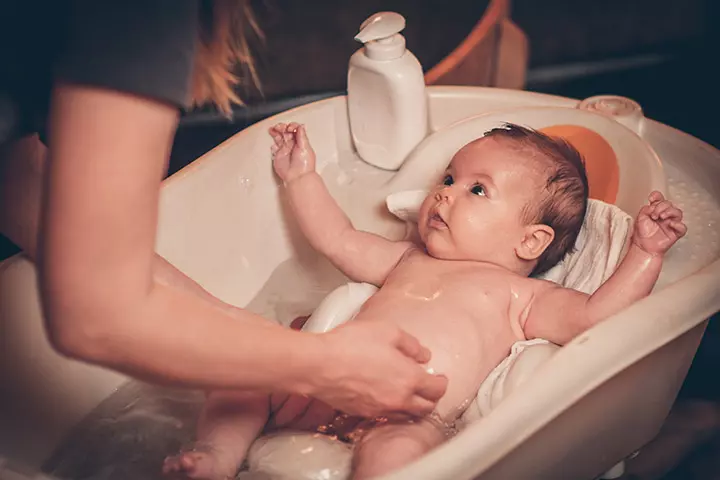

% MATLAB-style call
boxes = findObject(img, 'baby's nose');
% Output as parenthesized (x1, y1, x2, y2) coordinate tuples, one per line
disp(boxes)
(435, 189, 452, 202)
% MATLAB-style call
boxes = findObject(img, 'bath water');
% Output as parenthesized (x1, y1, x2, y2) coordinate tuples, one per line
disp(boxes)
(41, 382, 315, 480)
(41, 256, 350, 480)
(42, 380, 205, 480)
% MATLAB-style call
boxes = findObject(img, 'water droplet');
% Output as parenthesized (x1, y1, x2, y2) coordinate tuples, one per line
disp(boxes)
(238, 176, 252, 190)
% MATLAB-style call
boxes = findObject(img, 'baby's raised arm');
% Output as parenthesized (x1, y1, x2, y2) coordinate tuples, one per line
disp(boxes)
(270, 123, 413, 286)
(524, 192, 687, 344)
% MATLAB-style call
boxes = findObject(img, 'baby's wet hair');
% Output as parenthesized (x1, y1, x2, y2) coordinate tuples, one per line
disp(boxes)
(483, 123, 589, 275)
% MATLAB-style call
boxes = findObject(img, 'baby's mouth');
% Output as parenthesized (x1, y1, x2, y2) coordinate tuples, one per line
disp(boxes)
(428, 211, 448, 230)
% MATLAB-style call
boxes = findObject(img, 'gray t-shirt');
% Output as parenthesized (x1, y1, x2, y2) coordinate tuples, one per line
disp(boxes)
(0, 0, 201, 144)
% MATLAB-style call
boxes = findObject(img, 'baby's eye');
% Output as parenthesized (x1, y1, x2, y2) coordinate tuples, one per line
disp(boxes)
(443, 175, 454, 186)
(471, 184, 486, 196)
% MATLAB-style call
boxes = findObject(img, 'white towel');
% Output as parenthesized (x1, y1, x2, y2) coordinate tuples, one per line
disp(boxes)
(537, 199, 633, 294)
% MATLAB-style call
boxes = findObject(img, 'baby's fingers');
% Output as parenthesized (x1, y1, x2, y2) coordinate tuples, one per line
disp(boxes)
(638, 204, 653, 219)
(295, 125, 310, 150)
(669, 220, 688, 238)
(650, 200, 673, 220)
(648, 191, 665, 204)
(269, 123, 287, 135)
(268, 126, 285, 146)
(659, 205, 683, 221)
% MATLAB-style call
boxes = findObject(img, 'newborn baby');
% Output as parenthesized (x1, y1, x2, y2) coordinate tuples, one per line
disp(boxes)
(164, 122, 686, 479)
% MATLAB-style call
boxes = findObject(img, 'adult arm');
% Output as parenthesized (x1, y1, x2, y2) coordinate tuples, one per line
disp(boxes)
(38, 84, 446, 416)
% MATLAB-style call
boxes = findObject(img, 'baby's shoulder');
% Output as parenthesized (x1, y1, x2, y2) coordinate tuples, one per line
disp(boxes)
(503, 275, 564, 304)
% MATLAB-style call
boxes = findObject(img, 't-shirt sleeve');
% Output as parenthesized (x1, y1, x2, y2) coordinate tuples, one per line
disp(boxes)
(54, 0, 199, 109)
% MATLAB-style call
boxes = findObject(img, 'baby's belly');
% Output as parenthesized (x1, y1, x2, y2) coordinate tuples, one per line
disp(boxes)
(353, 296, 517, 420)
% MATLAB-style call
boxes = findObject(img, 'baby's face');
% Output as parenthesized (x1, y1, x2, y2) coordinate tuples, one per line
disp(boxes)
(417, 137, 544, 262)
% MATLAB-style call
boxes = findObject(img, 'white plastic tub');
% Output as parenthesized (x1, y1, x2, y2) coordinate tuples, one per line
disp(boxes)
(1, 86, 719, 479)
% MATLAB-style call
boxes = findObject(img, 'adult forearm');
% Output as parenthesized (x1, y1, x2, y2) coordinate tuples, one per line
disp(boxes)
(49, 276, 322, 393)
(0, 134, 251, 327)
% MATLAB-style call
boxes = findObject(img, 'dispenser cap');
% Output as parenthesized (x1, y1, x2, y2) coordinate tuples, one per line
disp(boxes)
(354, 12, 407, 61)
(355, 12, 406, 43)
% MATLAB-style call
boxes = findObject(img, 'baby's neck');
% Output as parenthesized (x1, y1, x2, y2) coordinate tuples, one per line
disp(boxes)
(424, 248, 534, 277)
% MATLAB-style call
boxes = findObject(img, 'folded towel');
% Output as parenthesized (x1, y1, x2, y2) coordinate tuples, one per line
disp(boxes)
(538, 198, 633, 294)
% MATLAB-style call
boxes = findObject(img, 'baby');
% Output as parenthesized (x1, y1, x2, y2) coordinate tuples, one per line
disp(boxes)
(164, 122, 686, 479)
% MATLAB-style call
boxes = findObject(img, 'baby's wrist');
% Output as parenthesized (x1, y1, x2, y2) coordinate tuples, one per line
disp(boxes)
(629, 240, 665, 261)
(282, 170, 316, 187)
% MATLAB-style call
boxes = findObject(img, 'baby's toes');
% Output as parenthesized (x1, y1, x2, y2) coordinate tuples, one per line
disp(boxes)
(183, 451, 231, 480)
(162, 454, 187, 475)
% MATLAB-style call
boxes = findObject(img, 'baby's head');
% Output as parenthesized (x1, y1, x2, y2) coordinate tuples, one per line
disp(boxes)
(417, 123, 589, 276)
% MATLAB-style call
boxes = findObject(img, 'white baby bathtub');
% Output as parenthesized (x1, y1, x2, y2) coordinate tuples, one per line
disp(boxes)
(1, 86, 719, 479)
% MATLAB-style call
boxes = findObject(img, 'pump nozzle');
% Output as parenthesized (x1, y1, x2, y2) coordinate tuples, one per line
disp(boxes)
(354, 12, 406, 43)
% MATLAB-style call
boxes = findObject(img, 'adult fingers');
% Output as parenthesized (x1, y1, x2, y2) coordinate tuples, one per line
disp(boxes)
(403, 396, 438, 417)
(394, 329, 431, 364)
(414, 373, 448, 403)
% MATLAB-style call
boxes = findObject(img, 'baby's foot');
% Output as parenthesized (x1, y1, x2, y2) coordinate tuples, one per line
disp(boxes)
(162, 445, 237, 480)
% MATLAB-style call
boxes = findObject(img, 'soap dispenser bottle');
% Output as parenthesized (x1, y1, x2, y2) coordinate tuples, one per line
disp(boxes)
(347, 12, 428, 171)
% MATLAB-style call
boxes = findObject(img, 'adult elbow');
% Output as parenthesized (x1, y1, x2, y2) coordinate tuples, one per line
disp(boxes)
(44, 311, 113, 363)
(42, 290, 120, 364)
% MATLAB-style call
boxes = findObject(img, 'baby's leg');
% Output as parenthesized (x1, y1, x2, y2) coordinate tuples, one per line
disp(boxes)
(351, 420, 445, 479)
(163, 390, 269, 479)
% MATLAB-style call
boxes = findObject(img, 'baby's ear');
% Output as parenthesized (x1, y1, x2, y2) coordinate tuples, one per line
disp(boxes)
(516, 224, 555, 261)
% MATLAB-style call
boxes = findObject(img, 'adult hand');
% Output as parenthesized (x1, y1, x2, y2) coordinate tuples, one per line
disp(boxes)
(309, 321, 448, 418)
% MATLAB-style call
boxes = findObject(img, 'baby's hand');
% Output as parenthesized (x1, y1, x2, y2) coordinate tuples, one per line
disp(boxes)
(633, 191, 687, 255)
(269, 122, 316, 183)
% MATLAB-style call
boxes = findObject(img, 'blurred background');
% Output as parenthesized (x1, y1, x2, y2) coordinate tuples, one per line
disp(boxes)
(166, 0, 718, 173)
(0, 2, 718, 476)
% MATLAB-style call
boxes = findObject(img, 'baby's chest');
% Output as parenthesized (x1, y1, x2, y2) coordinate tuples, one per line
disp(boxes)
(383, 257, 535, 336)
(386, 258, 510, 309)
